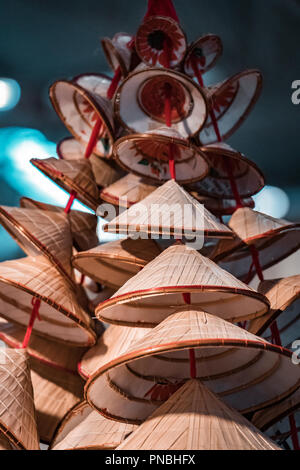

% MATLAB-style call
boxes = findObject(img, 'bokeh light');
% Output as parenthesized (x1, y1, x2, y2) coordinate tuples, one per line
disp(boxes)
(253, 186, 290, 219)
(0, 78, 21, 111)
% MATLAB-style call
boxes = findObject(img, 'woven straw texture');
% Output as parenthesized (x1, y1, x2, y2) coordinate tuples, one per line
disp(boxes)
(211, 229, 300, 284)
(118, 379, 279, 450)
(79, 325, 151, 379)
(58, 137, 123, 186)
(0, 349, 39, 450)
(20, 197, 98, 252)
(96, 243, 269, 326)
(104, 179, 233, 239)
(30, 357, 84, 443)
(249, 276, 300, 337)
(30, 158, 100, 211)
(252, 388, 300, 432)
(0, 256, 96, 346)
(188, 142, 264, 199)
(101, 173, 157, 208)
(86, 310, 300, 423)
(229, 208, 300, 244)
(0, 205, 74, 287)
(72, 238, 161, 289)
(51, 401, 137, 450)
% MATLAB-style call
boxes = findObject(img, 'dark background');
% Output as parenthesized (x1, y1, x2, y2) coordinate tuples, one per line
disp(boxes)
(0, 0, 299, 259)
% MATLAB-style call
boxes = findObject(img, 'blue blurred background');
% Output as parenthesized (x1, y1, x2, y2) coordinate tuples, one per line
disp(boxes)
(0, 0, 299, 268)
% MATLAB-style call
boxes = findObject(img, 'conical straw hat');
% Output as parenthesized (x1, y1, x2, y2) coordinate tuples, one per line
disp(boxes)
(103, 179, 233, 240)
(86, 309, 300, 423)
(0, 348, 39, 450)
(114, 67, 208, 138)
(200, 69, 263, 144)
(0, 205, 74, 288)
(113, 127, 209, 184)
(183, 34, 223, 76)
(210, 209, 300, 282)
(188, 142, 265, 199)
(102, 32, 135, 76)
(51, 401, 137, 450)
(0, 317, 85, 443)
(72, 238, 162, 290)
(49, 78, 115, 156)
(228, 208, 300, 244)
(249, 276, 300, 346)
(95, 243, 269, 326)
(31, 157, 100, 211)
(58, 137, 123, 185)
(78, 325, 152, 380)
(252, 388, 300, 432)
(100, 173, 157, 209)
(0, 256, 96, 346)
(30, 358, 84, 444)
(135, 16, 187, 68)
(118, 379, 279, 450)
(191, 194, 255, 217)
(20, 196, 98, 252)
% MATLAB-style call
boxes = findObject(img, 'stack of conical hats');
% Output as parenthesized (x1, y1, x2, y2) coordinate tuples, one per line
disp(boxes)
(0, 199, 97, 443)
(1, 0, 299, 452)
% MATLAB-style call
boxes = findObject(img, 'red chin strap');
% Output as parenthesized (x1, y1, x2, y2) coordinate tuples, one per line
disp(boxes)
(145, 0, 179, 22)
(107, 66, 122, 100)
(22, 298, 41, 348)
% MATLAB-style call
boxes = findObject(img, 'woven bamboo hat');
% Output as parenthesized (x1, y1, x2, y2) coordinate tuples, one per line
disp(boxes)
(135, 16, 187, 68)
(252, 388, 300, 432)
(0, 317, 85, 443)
(113, 127, 209, 184)
(0, 256, 96, 346)
(118, 379, 279, 450)
(102, 33, 135, 77)
(114, 66, 208, 138)
(31, 157, 100, 211)
(100, 173, 157, 209)
(0, 205, 74, 288)
(20, 196, 98, 252)
(78, 325, 151, 380)
(95, 243, 269, 326)
(86, 309, 300, 423)
(51, 401, 137, 450)
(188, 142, 265, 200)
(49, 76, 115, 157)
(72, 238, 161, 290)
(249, 276, 300, 345)
(211, 209, 300, 282)
(183, 34, 223, 77)
(200, 69, 263, 145)
(103, 179, 233, 240)
(0, 348, 39, 450)
(58, 137, 123, 185)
